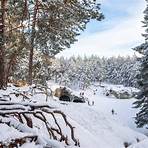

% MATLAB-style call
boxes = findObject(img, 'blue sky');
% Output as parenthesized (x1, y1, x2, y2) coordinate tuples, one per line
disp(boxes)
(58, 0, 146, 58)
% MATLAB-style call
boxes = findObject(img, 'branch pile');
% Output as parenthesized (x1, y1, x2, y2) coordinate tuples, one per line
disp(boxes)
(0, 101, 80, 147)
(0, 84, 53, 102)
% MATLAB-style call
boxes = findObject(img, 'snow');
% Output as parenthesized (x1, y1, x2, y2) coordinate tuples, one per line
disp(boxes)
(87, 84, 147, 134)
(52, 101, 146, 148)
(129, 139, 148, 148)
(19, 142, 42, 148)
(0, 123, 34, 143)
(0, 82, 148, 148)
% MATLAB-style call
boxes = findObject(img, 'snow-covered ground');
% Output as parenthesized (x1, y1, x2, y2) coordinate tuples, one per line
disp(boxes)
(47, 82, 148, 148)
(83, 84, 147, 134)
(0, 83, 148, 148)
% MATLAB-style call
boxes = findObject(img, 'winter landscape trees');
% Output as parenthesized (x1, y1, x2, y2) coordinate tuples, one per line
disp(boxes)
(0, 0, 107, 147)
(0, 0, 148, 147)
(0, 0, 103, 88)
(43, 55, 139, 89)
(133, 0, 148, 128)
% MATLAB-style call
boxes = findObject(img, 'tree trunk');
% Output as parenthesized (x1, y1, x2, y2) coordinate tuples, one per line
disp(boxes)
(28, 0, 38, 85)
(0, 0, 6, 89)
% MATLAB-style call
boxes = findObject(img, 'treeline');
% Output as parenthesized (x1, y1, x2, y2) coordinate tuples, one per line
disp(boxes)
(12, 54, 140, 89)
(50, 55, 140, 89)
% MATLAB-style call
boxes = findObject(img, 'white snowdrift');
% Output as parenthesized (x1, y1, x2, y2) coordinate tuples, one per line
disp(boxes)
(129, 139, 148, 148)
(0, 83, 148, 148)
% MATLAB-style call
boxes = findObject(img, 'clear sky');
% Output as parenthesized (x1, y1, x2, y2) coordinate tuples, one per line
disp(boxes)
(57, 0, 146, 58)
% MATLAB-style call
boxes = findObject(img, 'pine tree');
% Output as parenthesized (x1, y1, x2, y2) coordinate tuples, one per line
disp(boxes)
(0, 0, 29, 88)
(133, 1, 148, 128)
(0, 0, 6, 89)
(26, 0, 104, 85)
(0, 0, 104, 88)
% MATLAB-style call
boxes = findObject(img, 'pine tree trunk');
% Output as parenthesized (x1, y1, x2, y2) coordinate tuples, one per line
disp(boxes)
(28, 0, 38, 85)
(0, 0, 6, 89)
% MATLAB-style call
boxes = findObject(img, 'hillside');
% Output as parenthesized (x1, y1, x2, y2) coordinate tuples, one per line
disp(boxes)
(0, 83, 147, 148)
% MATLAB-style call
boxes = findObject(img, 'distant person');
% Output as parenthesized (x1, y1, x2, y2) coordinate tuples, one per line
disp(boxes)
(111, 109, 117, 115)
